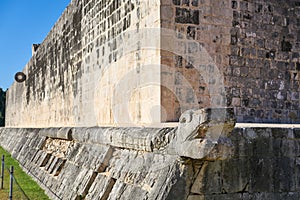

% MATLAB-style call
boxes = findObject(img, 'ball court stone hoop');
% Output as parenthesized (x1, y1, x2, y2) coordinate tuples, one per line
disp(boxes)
(14, 72, 26, 83)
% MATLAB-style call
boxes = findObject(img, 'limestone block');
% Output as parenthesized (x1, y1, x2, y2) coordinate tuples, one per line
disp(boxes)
(273, 157, 296, 192)
(279, 192, 299, 200)
(51, 158, 66, 176)
(85, 174, 114, 200)
(108, 128, 154, 151)
(168, 108, 236, 159)
(227, 128, 255, 158)
(107, 181, 148, 200)
(187, 195, 205, 200)
(72, 127, 173, 152)
(242, 192, 278, 200)
(58, 163, 82, 198)
(28, 134, 46, 150)
(71, 127, 90, 142)
(145, 157, 187, 200)
(18, 148, 38, 166)
(36, 152, 51, 167)
(39, 127, 72, 140)
(47, 157, 59, 173)
(73, 168, 95, 197)
(32, 150, 44, 165)
(151, 128, 176, 151)
(222, 158, 250, 193)
(248, 158, 274, 192)
(204, 194, 243, 200)
(44, 155, 56, 171)
(191, 161, 222, 195)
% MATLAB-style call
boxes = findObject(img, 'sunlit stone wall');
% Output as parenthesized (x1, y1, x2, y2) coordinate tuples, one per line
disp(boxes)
(5, 0, 300, 127)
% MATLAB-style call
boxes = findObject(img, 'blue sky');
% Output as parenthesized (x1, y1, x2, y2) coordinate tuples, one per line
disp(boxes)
(0, 0, 70, 90)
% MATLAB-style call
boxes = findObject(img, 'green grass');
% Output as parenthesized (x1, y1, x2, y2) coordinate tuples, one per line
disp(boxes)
(0, 146, 50, 200)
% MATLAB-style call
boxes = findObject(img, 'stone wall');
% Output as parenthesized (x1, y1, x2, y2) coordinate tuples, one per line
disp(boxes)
(229, 0, 300, 123)
(6, 0, 161, 127)
(160, 0, 300, 123)
(5, 0, 300, 127)
(160, 0, 233, 121)
(0, 124, 300, 199)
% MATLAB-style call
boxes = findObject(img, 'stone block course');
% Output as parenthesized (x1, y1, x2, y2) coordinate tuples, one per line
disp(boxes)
(1, 124, 300, 199)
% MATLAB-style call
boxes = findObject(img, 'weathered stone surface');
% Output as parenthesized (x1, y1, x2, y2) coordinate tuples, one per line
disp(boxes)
(175, 8, 199, 24)
(6, 0, 162, 127)
(191, 161, 222, 194)
(2, 0, 300, 199)
(6, 0, 300, 127)
(169, 108, 236, 159)
(1, 123, 300, 199)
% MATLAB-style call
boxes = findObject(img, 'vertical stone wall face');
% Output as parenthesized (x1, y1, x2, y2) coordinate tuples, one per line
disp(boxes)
(160, 0, 300, 123)
(160, 0, 232, 122)
(229, 0, 300, 123)
(6, 0, 161, 127)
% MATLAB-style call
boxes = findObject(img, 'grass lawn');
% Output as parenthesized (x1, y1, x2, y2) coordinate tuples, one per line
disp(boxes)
(0, 146, 50, 200)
